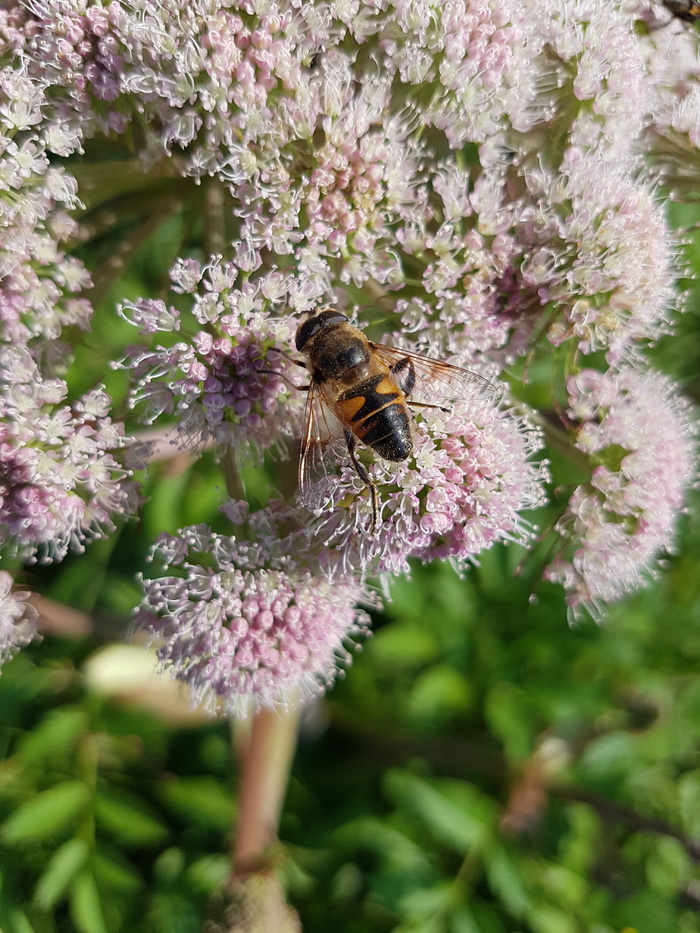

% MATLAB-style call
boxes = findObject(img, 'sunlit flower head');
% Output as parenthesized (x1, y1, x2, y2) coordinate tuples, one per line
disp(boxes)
(545, 365, 697, 621)
(136, 501, 373, 713)
(305, 394, 549, 577)
(0, 571, 39, 667)
(0, 348, 141, 562)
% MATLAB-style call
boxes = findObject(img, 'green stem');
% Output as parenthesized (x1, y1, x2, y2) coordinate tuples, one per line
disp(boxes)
(221, 445, 246, 502)
(82, 193, 181, 308)
(530, 410, 593, 476)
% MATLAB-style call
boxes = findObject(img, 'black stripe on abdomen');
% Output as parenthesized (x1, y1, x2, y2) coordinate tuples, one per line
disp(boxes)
(356, 404, 412, 462)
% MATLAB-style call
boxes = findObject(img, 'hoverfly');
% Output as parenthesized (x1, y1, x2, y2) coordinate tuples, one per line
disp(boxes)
(294, 309, 494, 528)
(662, 0, 700, 22)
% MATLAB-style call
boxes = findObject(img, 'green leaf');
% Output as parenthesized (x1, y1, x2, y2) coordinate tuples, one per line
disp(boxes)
(528, 904, 577, 933)
(158, 777, 234, 830)
(369, 624, 440, 667)
(577, 732, 636, 783)
(184, 854, 229, 895)
(92, 844, 142, 894)
(468, 902, 508, 933)
(1, 781, 89, 844)
(69, 870, 109, 933)
(384, 772, 494, 853)
(333, 815, 433, 880)
(398, 881, 452, 920)
(450, 905, 482, 933)
(16, 708, 88, 765)
(407, 666, 474, 724)
(484, 844, 529, 918)
(34, 838, 90, 910)
(94, 788, 169, 847)
(678, 770, 700, 837)
(330, 862, 363, 902)
(153, 847, 186, 883)
(2, 908, 38, 933)
(531, 862, 586, 908)
(558, 803, 600, 875)
(145, 893, 200, 933)
(608, 889, 677, 933)
(645, 837, 691, 897)
(484, 682, 535, 761)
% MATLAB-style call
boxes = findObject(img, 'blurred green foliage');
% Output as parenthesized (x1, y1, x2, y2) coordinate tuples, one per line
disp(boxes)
(2, 154, 700, 933)
(5, 510, 700, 932)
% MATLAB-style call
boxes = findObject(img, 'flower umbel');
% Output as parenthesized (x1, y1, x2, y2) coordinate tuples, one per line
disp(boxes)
(545, 366, 698, 621)
(0, 571, 39, 665)
(136, 502, 373, 714)
(0, 348, 140, 562)
(0, 0, 696, 694)
(307, 392, 549, 577)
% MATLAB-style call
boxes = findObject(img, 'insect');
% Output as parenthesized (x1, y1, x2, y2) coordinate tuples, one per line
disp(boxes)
(661, 0, 700, 22)
(294, 309, 493, 528)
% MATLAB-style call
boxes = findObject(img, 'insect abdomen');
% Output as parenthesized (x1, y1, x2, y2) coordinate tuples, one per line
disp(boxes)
(359, 405, 412, 461)
(336, 376, 412, 462)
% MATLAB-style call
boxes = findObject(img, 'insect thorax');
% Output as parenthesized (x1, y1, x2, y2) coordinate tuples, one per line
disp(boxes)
(310, 334, 371, 383)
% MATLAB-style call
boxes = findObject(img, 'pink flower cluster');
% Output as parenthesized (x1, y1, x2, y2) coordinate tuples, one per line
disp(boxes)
(136, 501, 373, 712)
(0, 4, 146, 576)
(0, 348, 141, 561)
(0, 0, 696, 699)
(121, 258, 307, 457)
(545, 367, 697, 621)
(310, 395, 548, 577)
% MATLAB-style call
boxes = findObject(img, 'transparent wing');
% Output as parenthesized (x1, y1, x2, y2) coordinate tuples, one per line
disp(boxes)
(297, 379, 346, 508)
(369, 342, 498, 406)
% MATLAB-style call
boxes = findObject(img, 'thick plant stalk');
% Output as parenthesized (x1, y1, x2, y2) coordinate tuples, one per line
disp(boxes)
(203, 708, 302, 933)
(231, 706, 301, 876)
(211, 436, 303, 929)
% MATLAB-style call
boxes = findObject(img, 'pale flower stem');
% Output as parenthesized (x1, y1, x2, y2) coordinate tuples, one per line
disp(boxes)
(205, 176, 226, 258)
(230, 706, 301, 878)
(219, 440, 301, 879)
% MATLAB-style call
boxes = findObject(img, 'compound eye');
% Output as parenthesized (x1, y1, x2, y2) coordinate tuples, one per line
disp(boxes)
(317, 309, 348, 327)
(295, 309, 348, 351)
(295, 316, 322, 351)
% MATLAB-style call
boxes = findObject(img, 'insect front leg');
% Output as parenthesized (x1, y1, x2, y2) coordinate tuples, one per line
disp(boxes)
(343, 428, 379, 531)
(257, 348, 309, 390)
(266, 347, 307, 368)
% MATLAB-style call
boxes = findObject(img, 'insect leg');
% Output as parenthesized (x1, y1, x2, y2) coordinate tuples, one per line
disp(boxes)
(257, 368, 310, 392)
(257, 350, 309, 390)
(343, 428, 379, 530)
(266, 347, 308, 369)
(389, 356, 416, 397)
(410, 400, 450, 413)
(390, 358, 452, 413)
